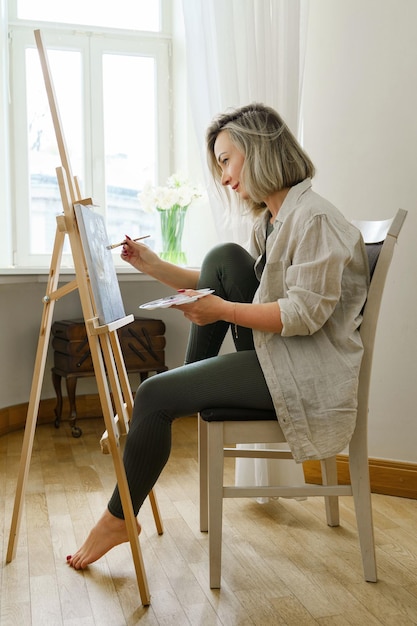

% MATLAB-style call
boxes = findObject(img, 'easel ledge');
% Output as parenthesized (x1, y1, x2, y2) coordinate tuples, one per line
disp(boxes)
(87, 315, 135, 335)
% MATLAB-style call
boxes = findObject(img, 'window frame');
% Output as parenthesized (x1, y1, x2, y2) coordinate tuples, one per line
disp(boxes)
(4, 1, 172, 269)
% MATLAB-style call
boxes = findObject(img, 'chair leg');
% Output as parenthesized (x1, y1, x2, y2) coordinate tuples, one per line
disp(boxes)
(349, 447, 377, 582)
(198, 415, 208, 532)
(320, 457, 340, 526)
(207, 421, 225, 589)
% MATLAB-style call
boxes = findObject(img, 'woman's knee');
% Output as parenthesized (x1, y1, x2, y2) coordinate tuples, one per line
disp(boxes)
(199, 242, 258, 301)
(133, 374, 163, 414)
(200, 243, 254, 284)
(202, 242, 247, 269)
(133, 369, 184, 417)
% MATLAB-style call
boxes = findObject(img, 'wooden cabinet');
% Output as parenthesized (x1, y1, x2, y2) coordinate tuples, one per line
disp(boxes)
(51, 317, 167, 437)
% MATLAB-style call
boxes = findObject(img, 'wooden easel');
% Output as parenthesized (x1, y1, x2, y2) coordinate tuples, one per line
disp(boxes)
(6, 29, 163, 607)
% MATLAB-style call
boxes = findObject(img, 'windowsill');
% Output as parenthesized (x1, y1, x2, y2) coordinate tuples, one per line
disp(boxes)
(0, 265, 200, 285)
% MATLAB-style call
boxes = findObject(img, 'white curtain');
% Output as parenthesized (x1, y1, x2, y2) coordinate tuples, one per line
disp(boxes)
(182, 0, 309, 497)
(182, 0, 309, 245)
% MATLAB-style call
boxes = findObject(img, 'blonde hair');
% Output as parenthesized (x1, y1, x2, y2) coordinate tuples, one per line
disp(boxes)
(206, 103, 315, 215)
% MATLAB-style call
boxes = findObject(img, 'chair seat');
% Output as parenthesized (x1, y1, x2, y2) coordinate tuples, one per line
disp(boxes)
(200, 407, 277, 422)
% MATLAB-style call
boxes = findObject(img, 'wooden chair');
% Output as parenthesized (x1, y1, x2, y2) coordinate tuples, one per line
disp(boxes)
(198, 208, 407, 589)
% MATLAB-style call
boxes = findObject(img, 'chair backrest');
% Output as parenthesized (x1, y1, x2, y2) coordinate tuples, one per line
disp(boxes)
(351, 209, 407, 444)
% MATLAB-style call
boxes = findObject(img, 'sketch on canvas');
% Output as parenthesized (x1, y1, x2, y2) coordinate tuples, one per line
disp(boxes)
(74, 204, 126, 325)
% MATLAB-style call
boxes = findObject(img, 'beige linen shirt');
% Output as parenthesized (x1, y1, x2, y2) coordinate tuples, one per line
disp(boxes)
(250, 179, 369, 462)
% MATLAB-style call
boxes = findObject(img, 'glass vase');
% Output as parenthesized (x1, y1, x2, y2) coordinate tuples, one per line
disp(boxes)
(158, 204, 187, 265)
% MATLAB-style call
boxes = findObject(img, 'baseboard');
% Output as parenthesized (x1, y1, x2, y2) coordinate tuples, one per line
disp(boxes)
(0, 394, 103, 437)
(303, 456, 417, 499)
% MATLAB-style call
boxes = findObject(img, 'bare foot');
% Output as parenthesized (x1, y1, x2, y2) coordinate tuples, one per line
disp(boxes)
(67, 509, 141, 570)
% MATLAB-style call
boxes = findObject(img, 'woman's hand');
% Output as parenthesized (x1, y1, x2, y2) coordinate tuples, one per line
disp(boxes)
(121, 235, 161, 274)
(172, 291, 229, 326)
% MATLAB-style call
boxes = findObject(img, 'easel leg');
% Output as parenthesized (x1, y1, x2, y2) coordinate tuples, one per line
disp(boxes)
(6, 381, 45, 562)
(148, 490, 164, 536)
(87, 330, 151, 605)
(104, 421, 151, 605)
(7, 229, 65, 563)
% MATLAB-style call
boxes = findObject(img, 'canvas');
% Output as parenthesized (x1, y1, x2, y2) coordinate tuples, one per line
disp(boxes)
(74, 203, 126, 325)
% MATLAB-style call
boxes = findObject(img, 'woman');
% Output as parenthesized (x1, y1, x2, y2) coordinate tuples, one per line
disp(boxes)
(67, 103, 368, 569)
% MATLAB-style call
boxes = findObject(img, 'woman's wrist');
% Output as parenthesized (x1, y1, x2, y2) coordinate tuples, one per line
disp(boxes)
(230, 301, 239, 338)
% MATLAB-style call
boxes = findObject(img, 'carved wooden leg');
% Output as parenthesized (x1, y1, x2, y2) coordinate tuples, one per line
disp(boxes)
(65, 376, 82, 438)
(51, 369, 63, 429)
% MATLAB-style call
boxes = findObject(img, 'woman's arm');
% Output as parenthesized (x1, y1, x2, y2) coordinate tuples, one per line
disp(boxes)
(175, 293, 283, 334)
(227, 300, 283, 334)
(121, 237, 200, 289)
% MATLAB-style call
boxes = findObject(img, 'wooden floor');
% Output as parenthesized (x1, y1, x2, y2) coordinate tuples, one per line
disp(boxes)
(1, 416, 417, 626)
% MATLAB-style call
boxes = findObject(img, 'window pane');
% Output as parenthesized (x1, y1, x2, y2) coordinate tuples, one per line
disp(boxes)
(103, 54, 157, 248)
(27, 48, 83, 255)
(17, 0, 160, 32)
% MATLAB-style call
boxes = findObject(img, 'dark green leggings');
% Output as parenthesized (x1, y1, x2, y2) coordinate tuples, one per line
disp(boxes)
(108, 243, 275, 518)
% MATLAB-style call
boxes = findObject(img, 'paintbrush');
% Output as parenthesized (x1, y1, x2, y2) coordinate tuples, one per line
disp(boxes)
(106, 235, 150, 250)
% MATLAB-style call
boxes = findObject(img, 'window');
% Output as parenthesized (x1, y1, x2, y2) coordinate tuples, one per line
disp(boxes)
(5, 0, 172, 268)
(16, 0, 160, 32)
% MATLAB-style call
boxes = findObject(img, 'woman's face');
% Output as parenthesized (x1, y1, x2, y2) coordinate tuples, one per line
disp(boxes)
(214, 130, 247, 198)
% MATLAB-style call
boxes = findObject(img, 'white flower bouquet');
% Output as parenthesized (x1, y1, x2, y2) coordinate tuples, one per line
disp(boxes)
(139, 173, 201, 213)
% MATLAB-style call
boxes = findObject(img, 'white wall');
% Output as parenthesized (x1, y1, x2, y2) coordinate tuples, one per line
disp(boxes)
(302, 0, 417, 462)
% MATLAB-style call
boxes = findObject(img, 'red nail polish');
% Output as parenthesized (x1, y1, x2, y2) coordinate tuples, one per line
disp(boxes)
(177, 289, 186, 292)
(66, 555, 72, 561)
